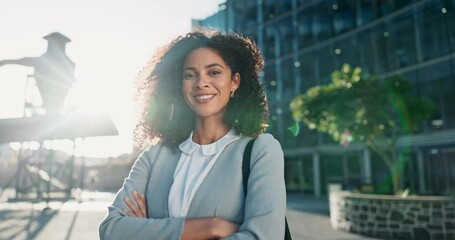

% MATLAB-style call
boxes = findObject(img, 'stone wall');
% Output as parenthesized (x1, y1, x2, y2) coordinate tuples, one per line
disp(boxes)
(330, 191, 455, 240)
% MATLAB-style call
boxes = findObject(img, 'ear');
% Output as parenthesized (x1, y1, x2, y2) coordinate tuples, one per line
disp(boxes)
(232, 72, 241, 91)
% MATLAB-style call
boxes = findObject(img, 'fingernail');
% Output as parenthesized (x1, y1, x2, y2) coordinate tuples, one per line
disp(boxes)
(133, 191, 137, 195)
(141, 193, 145, 198)
(124, 197, 129, 202)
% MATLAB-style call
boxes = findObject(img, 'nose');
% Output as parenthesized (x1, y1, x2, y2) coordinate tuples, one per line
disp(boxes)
(196, 75, 210, 89)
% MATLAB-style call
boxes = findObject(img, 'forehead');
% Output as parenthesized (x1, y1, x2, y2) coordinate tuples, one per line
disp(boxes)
(183, 47, 227, 68)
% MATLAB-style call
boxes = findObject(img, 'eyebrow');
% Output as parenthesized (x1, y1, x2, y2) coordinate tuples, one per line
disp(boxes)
(183, 63, 225, 71)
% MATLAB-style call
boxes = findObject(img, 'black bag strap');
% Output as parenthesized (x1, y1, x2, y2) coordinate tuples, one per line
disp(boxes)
(242, 139, 292, 240)
(242, 139, 255, 196)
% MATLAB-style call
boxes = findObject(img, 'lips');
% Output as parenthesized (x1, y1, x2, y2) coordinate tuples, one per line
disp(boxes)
(194, 94, 216, 103)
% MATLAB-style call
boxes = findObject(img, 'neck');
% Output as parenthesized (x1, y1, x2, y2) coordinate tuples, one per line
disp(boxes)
(192, 117, 230, 145)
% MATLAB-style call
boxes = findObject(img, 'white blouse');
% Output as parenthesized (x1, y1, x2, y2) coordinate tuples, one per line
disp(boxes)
(168, 129, 240, 218)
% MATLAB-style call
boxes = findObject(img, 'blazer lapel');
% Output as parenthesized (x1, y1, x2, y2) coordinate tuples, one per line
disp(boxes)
(149, 146, 181, 218)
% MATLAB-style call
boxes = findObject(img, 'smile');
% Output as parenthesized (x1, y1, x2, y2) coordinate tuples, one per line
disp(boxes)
(195, 94, 216, 101)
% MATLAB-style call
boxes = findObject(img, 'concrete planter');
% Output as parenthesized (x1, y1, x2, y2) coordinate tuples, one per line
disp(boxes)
(329, 191, 455, 240)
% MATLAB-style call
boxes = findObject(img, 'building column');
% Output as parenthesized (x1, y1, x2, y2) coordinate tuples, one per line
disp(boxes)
(256, 0, 264, 56)
(362, 148, 372, 184)
(416, 148, 426, 193)
(274, 28, 284, 140)
(342, 155, 349, 186)
(291, 0, 301, 95)
(313, 152, 321, 197)
(226, 0, 235, 30)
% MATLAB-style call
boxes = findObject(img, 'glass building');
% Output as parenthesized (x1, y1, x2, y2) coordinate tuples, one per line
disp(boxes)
(194, 0, 455, 196)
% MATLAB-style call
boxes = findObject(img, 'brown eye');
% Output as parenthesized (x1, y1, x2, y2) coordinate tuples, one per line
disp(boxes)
(209, 70, 221, 76)
(183, 72, 196, 79)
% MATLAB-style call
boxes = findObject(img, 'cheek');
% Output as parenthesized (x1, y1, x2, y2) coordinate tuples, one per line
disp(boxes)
(182, 82, 192, 96)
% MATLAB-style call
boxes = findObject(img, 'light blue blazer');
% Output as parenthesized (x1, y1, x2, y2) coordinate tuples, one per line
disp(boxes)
(99, 133, 286, 239)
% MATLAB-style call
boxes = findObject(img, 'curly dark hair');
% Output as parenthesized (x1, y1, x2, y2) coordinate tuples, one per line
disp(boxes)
(134, 29, 268, 148)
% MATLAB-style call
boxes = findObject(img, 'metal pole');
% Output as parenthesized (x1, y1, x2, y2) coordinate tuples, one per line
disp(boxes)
(313, 152, 321, 197)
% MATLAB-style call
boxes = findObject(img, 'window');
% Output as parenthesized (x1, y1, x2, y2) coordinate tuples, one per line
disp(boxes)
(417, 60, 453, 130)
(312, 2, 333, 41)
(263, 64, 277, 102)
(297, 7, 316, 47)
(334, 36, 361, 69)
(315, 45, 336, 84)
(388, 12, 417, 68)
(333, 0, 356, 34)
(263, 25, 277, 59)
(356, 30, 377, 74)
(263, 17, 294, 58)
(357, 0, 375, 26)
(417, 1, 451, 60)
(299, 52, 318, 93)
(263, 0, 292, 21)
(282, 58, 295, 98)
(277, 17, 294, 55)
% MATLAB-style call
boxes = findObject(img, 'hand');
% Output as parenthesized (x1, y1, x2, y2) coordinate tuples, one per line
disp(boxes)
(182, 217, 238, 240)
(123, 191, 147, 218)
(211, 218, 239, 238)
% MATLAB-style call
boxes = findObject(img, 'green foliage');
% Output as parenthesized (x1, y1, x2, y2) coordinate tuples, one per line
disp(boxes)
(290, 64, 434, 145)
(290, 64, 435, 194)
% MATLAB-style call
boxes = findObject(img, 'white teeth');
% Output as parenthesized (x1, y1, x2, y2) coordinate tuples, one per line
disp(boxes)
(196, 94, 215, 100)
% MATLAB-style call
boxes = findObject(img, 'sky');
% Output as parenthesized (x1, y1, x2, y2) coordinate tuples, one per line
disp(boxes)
(0, 0, 225, 157)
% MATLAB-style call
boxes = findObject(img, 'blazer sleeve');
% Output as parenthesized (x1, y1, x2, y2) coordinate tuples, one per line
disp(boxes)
(223, 133, 286, 240)
(99, 146, 185, 240)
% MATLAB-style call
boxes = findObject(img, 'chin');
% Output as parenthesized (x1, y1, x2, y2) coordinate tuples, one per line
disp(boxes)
(194, 110, 224, 119)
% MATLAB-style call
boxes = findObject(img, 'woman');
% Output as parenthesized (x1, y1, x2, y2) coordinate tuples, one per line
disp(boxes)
(99, 29, 286, 239)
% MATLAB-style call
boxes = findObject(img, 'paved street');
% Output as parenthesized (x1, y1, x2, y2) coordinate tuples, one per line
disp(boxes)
(286, 193, 379, 240)
(0, 190, 380, 240)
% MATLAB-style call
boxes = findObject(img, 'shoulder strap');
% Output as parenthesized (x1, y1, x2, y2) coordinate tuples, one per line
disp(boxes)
(242, 139, 255, 196)
(241, 138, 293, 240)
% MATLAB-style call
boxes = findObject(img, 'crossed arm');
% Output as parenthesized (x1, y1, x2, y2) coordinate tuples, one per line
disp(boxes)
(123, 191, 238, 239)
(100, 134, 285, 240)
(99, 147, 239, 240)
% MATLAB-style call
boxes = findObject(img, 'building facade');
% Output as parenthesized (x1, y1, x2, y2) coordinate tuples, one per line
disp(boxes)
(194, 0, 455, 196)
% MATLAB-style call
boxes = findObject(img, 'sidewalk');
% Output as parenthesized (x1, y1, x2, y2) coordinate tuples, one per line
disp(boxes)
(286, 193, 380, 240)
(0, 190, 381, 240)
(0, 189, 111, 240)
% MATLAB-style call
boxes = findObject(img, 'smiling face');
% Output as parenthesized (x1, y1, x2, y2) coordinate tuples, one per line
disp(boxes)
(182, 47, 240, 121)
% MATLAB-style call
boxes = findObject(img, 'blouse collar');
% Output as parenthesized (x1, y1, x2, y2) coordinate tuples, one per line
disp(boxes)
(179, 129, 240, 156)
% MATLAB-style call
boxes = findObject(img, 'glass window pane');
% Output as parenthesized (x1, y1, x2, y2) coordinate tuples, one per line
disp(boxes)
(333, 0, 356, 34)
(417, 1, 451, 60)
(357, 0, 376, 26)
(277, 17, 294, 55)
(263, 64, 277, 101)
(417, 60, 453, 130)
(315, 45, 336, 84)
(370, 23, 393, 73)
(263, 25, 277, 59)
(299, 52, 318, 93)
(282, 58, 295, 98)
(356, 30, 377, 74)
(312, 2, 333, 41)
(388, 12, 417, 68)
(297, 7, 316, 47)
(334, 36, 360, 69)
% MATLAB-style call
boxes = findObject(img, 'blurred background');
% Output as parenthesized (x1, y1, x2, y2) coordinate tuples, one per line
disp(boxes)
(0, 0, 224, 192)
(1, 0, 454, 240)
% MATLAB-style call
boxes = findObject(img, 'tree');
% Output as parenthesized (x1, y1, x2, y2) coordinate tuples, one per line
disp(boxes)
(290, 64, 434, 194)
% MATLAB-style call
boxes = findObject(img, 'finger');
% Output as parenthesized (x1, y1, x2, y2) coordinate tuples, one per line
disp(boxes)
(141, 193, 148, 217)
(124, 209, 135, 217)
(133, 191, 147, 217)
(124, 197, 141, 216)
